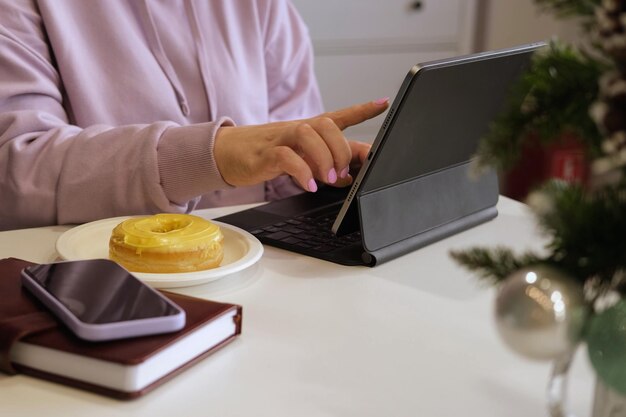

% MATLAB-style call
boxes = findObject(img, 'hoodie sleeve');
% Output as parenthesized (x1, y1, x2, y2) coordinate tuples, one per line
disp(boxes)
(0, 9, 231, 231)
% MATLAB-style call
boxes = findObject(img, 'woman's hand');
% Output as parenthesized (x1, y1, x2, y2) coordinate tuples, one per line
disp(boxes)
(214, 98, 389, 192)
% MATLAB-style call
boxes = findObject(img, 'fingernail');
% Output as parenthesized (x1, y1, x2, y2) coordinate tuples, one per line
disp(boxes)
(327, 168, 337, 184)
(339, 166, 349, 178)
(308, 178, 318, 192)
(374, 97, 389, 105)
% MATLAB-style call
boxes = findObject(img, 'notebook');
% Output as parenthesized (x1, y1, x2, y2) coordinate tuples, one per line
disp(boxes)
(217, 42, 546, 266)
(0, 258, 242, 400)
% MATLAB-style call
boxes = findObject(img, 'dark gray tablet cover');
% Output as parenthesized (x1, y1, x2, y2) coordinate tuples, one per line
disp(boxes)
(340, 43, 545, 264)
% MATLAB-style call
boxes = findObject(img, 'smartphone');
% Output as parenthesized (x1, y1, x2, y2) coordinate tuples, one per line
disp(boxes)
(21, 259, 186, 341)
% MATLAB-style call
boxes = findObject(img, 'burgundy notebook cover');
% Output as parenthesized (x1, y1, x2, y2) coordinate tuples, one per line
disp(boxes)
(0, 257, 243, 399)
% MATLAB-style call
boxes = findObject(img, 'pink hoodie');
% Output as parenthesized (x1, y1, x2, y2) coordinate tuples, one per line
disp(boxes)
(0, 0, 323, 230)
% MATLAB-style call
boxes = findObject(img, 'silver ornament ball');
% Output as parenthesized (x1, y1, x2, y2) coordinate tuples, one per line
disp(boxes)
(494, 265, 588, 361)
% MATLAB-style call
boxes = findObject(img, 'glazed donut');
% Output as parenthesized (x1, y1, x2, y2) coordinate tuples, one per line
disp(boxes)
(109, 213, 224, 273)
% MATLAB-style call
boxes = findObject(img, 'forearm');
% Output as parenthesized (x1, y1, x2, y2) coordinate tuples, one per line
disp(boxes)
(0, 111, 233, 230)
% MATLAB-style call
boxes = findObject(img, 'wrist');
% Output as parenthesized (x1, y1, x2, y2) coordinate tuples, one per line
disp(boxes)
(157, 118, 235, 202)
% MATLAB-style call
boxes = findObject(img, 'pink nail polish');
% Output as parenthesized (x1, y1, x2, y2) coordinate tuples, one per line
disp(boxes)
(340, 167, 349, 178)
(308, 178, 318, 192)
(328, 168, 337, 184)
(374, 97, 390, 105)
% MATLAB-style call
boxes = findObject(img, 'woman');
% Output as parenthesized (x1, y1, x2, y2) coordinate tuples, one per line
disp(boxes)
(0, 0, 387, 230)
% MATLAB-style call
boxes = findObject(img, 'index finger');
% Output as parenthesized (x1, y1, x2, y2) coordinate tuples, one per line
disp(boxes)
(323, 98, 390, 130)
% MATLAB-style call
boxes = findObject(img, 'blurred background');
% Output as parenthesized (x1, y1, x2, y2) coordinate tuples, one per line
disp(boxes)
(291, 0, 580, 142)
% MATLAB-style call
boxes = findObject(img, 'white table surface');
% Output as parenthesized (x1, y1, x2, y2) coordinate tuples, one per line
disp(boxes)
(0, 197, 595, 417)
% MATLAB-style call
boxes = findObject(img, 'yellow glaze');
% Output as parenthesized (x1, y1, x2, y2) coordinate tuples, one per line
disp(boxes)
(111, 213, 222, 254)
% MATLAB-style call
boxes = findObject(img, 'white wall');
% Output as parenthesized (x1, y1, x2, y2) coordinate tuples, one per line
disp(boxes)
(478, 0, 582, 51)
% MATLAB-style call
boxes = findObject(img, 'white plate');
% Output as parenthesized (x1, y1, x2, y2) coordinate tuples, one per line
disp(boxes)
(55, 216, 263, 289)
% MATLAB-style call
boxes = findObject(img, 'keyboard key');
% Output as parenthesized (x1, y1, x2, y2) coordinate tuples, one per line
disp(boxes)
(312, 245, 335, 253)
(283, 226, 305, 234)
(326, 241, 344, 248)
(296, 242, 314, 248)
(266, 231, 292, 241)
(308, 237, 328, 245)
(282, 237, 302, 245)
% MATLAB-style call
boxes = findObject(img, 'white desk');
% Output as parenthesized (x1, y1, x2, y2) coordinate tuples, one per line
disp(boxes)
(0, 197, 595, 417)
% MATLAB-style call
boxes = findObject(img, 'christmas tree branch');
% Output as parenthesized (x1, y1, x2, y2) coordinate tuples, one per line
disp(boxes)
(530, 181, 626, 285)
(449, 247, 544, 286)
(534, 0, 601, 18)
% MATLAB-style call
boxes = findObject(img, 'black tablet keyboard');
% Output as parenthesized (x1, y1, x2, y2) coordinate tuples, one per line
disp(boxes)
(248, 205, 363, 264)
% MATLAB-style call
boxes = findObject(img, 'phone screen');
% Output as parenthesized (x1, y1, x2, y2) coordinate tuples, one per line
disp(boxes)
(24, 260, 181, 324)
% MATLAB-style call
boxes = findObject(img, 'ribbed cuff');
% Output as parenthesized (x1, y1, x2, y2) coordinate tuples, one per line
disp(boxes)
(157, 117, 235, 204)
